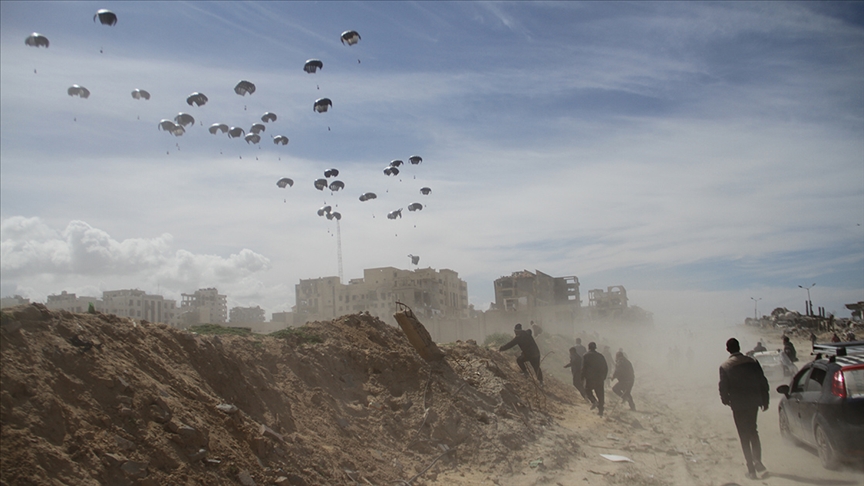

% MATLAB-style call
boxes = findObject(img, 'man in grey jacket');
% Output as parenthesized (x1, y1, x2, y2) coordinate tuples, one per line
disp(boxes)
(719, 338, 770, 480)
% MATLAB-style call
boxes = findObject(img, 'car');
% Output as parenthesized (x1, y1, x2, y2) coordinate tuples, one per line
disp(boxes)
(776, 341, 864, 469)
(751, 350, 796, 384)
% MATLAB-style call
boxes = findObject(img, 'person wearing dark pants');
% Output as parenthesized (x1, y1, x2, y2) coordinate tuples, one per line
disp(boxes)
(581, 342, 608, 417)
(499, 324, 543, 384)
(564, 346, 588, 401)
(611, 351, 636, 410)
(719, 338, 770, 480)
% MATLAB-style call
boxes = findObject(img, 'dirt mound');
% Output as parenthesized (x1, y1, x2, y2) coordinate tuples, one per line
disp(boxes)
(1, 304, 583, 485)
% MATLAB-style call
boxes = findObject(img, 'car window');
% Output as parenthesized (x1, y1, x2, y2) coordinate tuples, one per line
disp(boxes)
(844, 367, 864, 399)
(806, 367, 826, 393)
(791, 367, 810, 393)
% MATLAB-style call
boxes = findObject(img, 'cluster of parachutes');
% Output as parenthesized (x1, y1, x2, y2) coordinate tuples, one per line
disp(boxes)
(28, 8, 434, 267)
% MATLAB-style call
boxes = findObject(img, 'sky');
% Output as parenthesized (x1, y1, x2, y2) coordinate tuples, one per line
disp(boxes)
(1, 1, 862, 326)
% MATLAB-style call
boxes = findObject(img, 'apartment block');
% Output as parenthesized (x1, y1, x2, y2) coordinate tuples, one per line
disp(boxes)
(0, 295, 31, 309)
(493, 270, 580, 311)
(181, 288, 227, 325)
(102, 289, 178, 326)
(46, 291, 102, 313)
(295, 267, 469, 323)
(229, 306, 266, 324)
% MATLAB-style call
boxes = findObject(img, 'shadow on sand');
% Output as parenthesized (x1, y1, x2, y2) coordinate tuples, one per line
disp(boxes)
(760, 472, 861, 485)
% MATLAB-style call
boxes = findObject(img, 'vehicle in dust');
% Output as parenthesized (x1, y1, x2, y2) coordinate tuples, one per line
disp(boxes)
(752, 350, 795, 384)
(776, 341, 864, 469)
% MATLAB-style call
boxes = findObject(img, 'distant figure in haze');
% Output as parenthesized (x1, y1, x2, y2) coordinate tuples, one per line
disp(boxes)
(612, 351, 636, 410)
(602, 345, 615, 386)
(746, 341, 767, 356)
(809, 332, 817, 349)
(573, 338, 587, 357)
(499, 323, 543, 384)
(831, 332, 841, 343)
(581, 342, 608, 417)
(781, 336, 797, 363)
(564, 346, 588, 401)
(719, 338, 769, 480)
(530, 320, 543, 337)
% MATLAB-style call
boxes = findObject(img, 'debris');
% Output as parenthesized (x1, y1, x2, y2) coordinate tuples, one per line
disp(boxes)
(600, 454, 634, 463)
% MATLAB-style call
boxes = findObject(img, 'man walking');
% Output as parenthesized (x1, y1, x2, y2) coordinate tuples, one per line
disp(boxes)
(719, 338, 770, 480)
(581, 342, 608, 416)
(499, 324, 543, 384)
(564, 346, 588, 401)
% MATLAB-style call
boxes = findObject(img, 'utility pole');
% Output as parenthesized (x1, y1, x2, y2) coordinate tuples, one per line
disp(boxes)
(798, 283, 815, 316)
(336, 218, 343, 284)
(750, 297, 762, 320)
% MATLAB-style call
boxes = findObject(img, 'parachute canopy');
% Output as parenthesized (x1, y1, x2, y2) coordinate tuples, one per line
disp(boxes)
(384, 166, 399, 176)
(261, 112, 277, 123)
(244, 133, 261, 144)
(408, 254, 420, 265)
(174, 113, 194, 127)
(186, 92, 208, 107)
(389, 160, 404, 167)
(250, 123, 266, 134)
(326, 211, 342, 221)
(329, 180, 345, 192)
(209, 123, 229, 134)
(317, 205, 332, 216)
(314, 179, 328, 191)
(273, 135, 289, 145)
(409, 155, 423, 165)
(420, 187, 432, 195)
(341, 30, 361, 46)
(234, 80, 256, 96)
(228, 127, 245, 138)
(359, 192, 377, 202)
(304, 59, 323, 73)
(324, 168, 339, 178)
(67, 85, 90, 98)
(313, 98, 332, 113)
(408, 203, 423, 212)
(94, 9, 117, 26)
(158, 120, 184, 136)
(277, 178, 294, 188)
(25, 33, 49, 48)
(387, 209, 403, 220)
(131, 89, 150, 100)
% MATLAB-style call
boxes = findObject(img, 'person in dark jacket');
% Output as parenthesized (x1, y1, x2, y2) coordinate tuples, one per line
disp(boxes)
(573, 338, 587, 357)
(719, 338, 770, 480)
(782, 336, 797, 363)
(581, 342, 608, 416)
(611, 351, 636, 410)
(564, 346, 588, 400)
(499, 324, 543, 384)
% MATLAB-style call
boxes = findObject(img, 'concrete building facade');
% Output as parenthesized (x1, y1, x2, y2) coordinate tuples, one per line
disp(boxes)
(0, 295, 31, 309)
(180, 288, 227, 325)
(492, 270, 580, 312)
(229, 306, 266, 325)
(45, 291, 102, 313)
(102, 289, 178, 326)
(295, 267, 469, 325)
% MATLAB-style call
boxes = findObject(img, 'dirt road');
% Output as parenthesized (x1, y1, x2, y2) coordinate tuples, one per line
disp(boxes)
(439, 325, 864, 486)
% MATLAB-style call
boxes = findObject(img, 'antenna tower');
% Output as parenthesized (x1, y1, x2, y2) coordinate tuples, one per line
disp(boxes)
(336, 219, 344, 284)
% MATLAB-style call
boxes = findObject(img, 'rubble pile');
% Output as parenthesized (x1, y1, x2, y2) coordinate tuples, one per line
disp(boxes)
(1, 304, 583, 485)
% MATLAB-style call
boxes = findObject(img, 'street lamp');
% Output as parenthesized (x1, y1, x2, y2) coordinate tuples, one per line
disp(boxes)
(798, 283, 815, 316)
(750, 297, 762, 320)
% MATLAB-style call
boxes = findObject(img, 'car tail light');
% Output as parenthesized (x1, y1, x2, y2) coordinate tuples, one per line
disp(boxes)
(831, 370, 847, 398)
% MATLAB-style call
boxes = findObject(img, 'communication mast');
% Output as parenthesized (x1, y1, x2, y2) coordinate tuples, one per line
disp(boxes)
(336, 219, 344, 284)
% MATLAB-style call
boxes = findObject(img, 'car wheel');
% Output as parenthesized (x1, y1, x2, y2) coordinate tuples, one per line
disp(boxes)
(815, 425, 840, 470)
(778, 407, 797, 445)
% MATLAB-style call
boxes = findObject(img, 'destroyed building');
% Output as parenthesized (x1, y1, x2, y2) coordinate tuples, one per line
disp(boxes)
(492, 270, 580, 312)
(180, 288, 227, 325)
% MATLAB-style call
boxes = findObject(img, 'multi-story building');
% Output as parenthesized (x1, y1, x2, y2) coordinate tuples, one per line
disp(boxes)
(102, 289, 178, 326)
(229, 306, 266, 325)
(588, 286, 628, 313)
(492, 270, 580, 312)
(180, 288, 227, 325)
(45, 291, 102, 313)
(295, 267, 469, 324)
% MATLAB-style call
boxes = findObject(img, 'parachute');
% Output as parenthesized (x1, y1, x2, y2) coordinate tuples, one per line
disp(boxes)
(408, 254, 420, 265)
(317, 205, 332, 216)
(261, 112, 277, 123)
(250, 123, 266, 134)
(94, 9, 117, 26)
(384, 166, 399, 176)
(304, 59, 323, 73)
(244, 133, 261, 144)
(174, 113, 195, 127)
(408, 203, 423, 212)
(324, 168, 339, 178)
(209, 123, 229, 134)
(341, 30, 361, 46)
(277, 178, 294, 188)
(326, 211, 342, 221)
(409, 155, 423, 165)
(387, 209, 403, 220)
(67, 85, 90, 98)
(158, 120, 184, 136)
(390, 160, 404, 167)
(313, 98, 332, 113)
(272, 135, 289, 145)
(329, 180, 345, 192)
(131, 89, 150, 100)
(186, 92, 208, 107)
(359, 192, 377, 202)
(228, 127, 245, 138)
(420, 187, 432, 195)
(314, 179, 328, 191)
(25, 33, 49, 48)
(234, 80, 256, 96)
